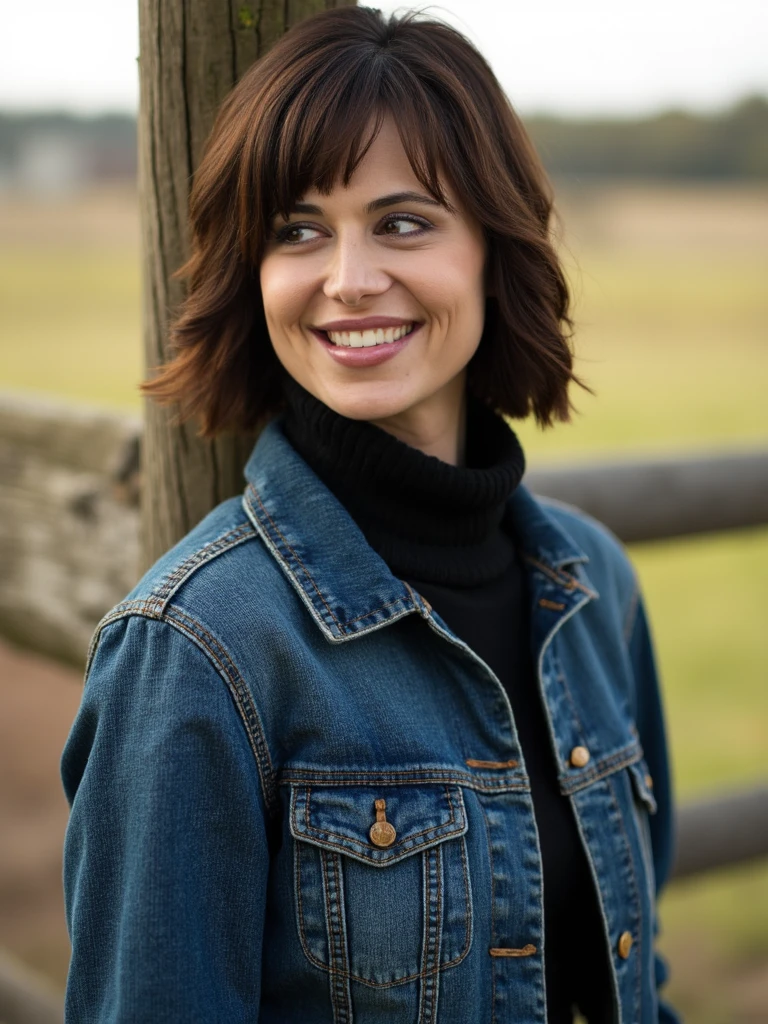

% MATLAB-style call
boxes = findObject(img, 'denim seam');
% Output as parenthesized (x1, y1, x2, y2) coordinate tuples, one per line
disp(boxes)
(320, 849, 336, 976)
(147, 522, 257, 615)
(522, 555, 598, 597)
(300, 784, 460, 855)
(332, 852, 353, 1022)
(162, 605, 278, 813)
(402, 581, 424, 614)
(559, 743, 642, 795)
(341, 597, 412, 627)
(282, 770, 527, 792)
(88, 602, 278, 816)
(323, 850, 352, 1023)
(419, 845, 442, 1023)
(458, 833, 473, 963)
(418, 851, 431, 1023)
(295, 840, 333, 978)
(85, 601, 161, 675)
(606, 771, 643, 1018)
(246, 484, 343, 629)
(247, 484, 415, 633)
(333, 856, 354, 1024)
(479, 800, 498, 1024)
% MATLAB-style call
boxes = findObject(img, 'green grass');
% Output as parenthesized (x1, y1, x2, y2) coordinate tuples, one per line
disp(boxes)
(516, 252, 768, 458)
(0, 250, 143, 409)
(1, 185, 766, 1019)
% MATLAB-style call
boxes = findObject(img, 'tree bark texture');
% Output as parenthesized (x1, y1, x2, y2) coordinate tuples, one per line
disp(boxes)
(138, 0, 356, 569)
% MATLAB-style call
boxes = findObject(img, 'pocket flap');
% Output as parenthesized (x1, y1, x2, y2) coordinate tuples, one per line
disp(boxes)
(290, 783, 467, 866)
(627, 758, 658, 814)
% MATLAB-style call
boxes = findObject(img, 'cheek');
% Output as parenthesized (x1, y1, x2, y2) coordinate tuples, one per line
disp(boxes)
(415, 248, 486, 332)
(259, 261, 308, 332)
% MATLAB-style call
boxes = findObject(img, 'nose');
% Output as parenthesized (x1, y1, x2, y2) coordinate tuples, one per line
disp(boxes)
(322, 233, 391, 306)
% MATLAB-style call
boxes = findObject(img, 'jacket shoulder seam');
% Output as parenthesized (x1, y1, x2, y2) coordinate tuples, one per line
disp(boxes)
(162, 604, 278, 816)
(147, 520, 258, 616)
(85, 601, 278, 817)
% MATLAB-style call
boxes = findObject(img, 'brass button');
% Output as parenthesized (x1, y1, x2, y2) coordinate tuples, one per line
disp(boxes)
(617, 931, 633, 959)
(369, 798, 396, 848)
(570, 745, 590, 768)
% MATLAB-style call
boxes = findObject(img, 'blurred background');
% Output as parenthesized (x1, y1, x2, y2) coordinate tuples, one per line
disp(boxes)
(0, 1, 766, 1021)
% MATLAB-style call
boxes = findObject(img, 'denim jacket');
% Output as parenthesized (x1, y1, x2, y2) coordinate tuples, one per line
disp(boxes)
(62, 418, 679, 1023)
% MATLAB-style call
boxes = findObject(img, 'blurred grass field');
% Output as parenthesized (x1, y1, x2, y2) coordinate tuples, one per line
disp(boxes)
(1, 182, 767, 1020)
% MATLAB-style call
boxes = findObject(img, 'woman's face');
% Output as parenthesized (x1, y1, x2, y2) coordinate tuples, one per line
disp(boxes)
(259, 115, 487, 446)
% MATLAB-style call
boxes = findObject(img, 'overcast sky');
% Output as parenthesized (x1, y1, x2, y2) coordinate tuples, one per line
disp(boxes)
(2, 0, 766, 117)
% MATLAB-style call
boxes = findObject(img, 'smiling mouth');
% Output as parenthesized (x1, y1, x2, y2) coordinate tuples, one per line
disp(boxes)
(323, 323, 416, 348)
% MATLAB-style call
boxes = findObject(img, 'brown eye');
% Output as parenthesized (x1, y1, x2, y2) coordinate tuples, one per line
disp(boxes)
(379, 216, 430, 237)
(274, 224, 323, 245)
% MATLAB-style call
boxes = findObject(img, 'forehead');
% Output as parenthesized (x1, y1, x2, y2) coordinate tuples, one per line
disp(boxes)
(295, 115, 456, 212)
(303, 118, 416, 193)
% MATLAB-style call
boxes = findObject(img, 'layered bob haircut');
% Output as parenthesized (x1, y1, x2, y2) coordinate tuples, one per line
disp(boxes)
(143, 5, 581, 436)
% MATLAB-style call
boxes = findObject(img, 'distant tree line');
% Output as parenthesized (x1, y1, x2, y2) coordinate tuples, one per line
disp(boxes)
(0, 111, 136, 159)
(0, 112, 137, 187)
(0, 96, 766, 185)
(526, 95, 768, 181)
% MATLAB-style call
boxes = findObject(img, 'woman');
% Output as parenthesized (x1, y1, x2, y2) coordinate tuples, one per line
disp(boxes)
(62, 7, 679, 1022)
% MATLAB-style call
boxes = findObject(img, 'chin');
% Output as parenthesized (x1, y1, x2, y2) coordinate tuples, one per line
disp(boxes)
(318, 381, 417, 423)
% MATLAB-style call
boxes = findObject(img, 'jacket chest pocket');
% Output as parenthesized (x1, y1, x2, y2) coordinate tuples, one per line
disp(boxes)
(289, 782, 473, 988)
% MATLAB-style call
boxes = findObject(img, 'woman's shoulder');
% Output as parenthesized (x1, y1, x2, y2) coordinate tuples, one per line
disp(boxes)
(86, 493, 293, 672)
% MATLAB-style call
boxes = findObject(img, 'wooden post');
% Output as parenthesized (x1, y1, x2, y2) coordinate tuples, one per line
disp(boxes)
(138, 0, 356, 569)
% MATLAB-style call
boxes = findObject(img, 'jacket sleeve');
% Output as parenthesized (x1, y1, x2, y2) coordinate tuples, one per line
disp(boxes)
(626, 590, 682, 1024)
(61, 614, 270, 1023)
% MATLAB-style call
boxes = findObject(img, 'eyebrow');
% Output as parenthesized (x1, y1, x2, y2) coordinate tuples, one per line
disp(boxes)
(288, 191, 445, 216)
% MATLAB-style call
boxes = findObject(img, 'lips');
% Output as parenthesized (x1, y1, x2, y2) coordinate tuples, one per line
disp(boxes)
(311, 321, 422, 368)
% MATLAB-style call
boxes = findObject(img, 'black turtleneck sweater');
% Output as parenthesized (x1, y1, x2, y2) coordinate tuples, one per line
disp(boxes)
(282, 380, 614, 1023)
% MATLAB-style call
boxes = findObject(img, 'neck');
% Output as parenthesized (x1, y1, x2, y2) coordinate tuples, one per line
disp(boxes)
(280, 376, 527, 586)
(367, 374, 467, 465)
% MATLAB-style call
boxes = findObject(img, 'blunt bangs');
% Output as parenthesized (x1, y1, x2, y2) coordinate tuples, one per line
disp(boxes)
(143, 6, 583, 436)
(240, 42, 459, 263)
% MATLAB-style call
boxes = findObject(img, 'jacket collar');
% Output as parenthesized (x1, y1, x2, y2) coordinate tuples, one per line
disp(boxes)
(243, 419, 594, 643)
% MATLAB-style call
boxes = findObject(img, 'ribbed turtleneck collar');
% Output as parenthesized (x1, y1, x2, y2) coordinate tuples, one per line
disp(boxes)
(281, 378, 526, 586)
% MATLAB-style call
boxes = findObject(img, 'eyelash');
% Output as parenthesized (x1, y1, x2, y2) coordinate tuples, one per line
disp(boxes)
(273, 214, 433, 246)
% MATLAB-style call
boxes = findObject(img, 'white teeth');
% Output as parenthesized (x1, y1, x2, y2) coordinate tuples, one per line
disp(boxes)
(326, 323, 414, 347)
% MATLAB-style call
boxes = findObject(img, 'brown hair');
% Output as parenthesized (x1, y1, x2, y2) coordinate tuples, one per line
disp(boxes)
(142, 5, 581, 436)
